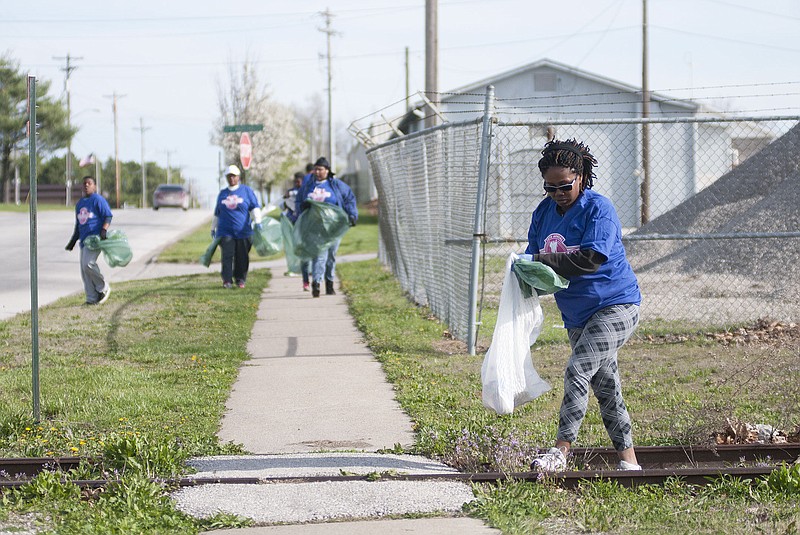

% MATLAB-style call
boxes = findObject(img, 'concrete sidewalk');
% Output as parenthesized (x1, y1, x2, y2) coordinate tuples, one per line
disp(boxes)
(171, 264, 500, 534)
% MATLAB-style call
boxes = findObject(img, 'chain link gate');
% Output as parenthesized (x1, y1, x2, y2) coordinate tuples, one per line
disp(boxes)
(365, 87, 800, 352)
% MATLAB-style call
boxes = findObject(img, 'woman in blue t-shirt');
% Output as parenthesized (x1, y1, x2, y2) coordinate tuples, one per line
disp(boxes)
(525, 139, 642, 473)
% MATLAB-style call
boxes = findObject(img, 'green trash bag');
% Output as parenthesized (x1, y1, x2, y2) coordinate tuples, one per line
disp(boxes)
(199, 237, 221, 267)
(280, 215, 302, 274)
(512, 257, 569, 297)
(84, 229, 133, 268)
(252, 217, 283, 257)
(293, 200, 349, 260)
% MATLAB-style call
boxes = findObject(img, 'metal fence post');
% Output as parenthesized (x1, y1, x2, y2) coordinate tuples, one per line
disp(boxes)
(467, 85, 495, 355)
(27, 75, 41, 423)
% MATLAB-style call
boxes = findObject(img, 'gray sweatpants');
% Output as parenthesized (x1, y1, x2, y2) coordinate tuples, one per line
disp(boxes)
(557, 304, 640, 451)
(80, 245, 108, 304)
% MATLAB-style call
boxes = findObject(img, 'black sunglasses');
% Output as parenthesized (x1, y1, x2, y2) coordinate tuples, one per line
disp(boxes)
(543, 176, 579, 193)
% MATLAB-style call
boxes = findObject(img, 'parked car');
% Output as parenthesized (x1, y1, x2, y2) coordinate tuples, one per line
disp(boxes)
(153, 184, 189, 210)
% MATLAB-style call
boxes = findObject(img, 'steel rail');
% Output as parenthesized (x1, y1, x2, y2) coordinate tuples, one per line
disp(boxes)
(571, 443, 800, 468)
(0, 466, 781, 491)
(2, 443, 797, 490)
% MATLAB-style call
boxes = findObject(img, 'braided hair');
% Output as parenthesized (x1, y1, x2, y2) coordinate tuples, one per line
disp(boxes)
(538, 138, 597, 191)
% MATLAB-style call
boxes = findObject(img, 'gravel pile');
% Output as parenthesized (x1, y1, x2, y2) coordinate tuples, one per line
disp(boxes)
(625, 122, 800, 322)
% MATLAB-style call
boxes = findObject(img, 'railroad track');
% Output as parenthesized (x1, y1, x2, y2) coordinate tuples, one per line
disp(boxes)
(1, 443, 797, 490)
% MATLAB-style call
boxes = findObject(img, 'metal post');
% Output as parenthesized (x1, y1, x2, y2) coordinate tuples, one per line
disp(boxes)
(425, 0, 438, 128)
(27, 75, 41, 423)
(467, 85, 495, 355)
(640, 0, 651, 225)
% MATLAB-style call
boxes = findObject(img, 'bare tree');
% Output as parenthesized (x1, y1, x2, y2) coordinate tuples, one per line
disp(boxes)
(211, 59, 307, 198)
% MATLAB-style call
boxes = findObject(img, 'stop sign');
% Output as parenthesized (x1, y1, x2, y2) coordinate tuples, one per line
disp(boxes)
(240, 132, 252, 170)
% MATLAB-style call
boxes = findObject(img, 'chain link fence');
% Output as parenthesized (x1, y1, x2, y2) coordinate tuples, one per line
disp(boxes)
(366, 98, 800, 347)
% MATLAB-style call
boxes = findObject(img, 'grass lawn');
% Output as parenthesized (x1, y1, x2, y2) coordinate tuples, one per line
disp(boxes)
(1, 208, 798, 533)
(0, 272, 266, 533)
(0, 203, 71, 212)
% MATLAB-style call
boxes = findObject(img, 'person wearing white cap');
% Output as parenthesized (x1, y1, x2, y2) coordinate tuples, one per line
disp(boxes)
(211, 164, 263, 289)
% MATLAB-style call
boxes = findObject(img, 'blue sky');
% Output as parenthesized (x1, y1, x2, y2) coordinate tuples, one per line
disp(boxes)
(2, 0, 798, 204)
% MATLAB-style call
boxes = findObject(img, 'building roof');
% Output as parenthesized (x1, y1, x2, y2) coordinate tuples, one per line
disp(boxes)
(442, 58, 696, 111)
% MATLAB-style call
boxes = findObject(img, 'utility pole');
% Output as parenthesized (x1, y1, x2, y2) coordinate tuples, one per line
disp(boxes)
(318, 8, 337, 169)
(425, 0, 438, 128)
(405, 46, 411, 112)
(54, 53, 82, 206)
(104, 91, 126, 208)
(641, 0, 651, 225)
(133, 117, 151, 208)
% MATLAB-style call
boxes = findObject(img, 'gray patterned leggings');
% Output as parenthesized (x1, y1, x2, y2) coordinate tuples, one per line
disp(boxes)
(557, 304, 640, 451)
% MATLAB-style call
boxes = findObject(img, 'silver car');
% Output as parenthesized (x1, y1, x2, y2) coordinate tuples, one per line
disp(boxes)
(153, 184, 189, 210)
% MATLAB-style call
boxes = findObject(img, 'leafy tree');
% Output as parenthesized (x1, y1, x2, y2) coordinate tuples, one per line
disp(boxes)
(210, 59, 307, 200)
(0, 54, 73, 202)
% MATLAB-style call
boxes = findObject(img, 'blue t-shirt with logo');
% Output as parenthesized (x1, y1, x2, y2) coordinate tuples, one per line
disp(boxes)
(75, 193, 113, 245)
(525, 189, 640, 329)
(214, 185, 261, 239)
(304, 179, 339, 206)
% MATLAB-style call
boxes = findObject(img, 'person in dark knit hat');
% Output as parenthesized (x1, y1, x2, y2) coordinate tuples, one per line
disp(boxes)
(296, 156, 358, 297)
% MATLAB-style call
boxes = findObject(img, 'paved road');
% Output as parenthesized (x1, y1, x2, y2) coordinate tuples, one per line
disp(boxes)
(0, 207, 210, 321)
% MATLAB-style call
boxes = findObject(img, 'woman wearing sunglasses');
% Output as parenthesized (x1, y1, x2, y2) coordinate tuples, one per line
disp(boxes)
(525, 138, 642, 473)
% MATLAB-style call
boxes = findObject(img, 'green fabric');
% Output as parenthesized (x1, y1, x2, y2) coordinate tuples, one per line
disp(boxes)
(252, 217, 283, 257)
(84, 229, 133, 268)
(280, 215, 302, 274)
(293, 200, 349, 260)
(512, 258, 569, 297)
(199, 237, 221, 267)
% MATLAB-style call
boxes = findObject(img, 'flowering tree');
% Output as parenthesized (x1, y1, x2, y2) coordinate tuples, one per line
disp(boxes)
(211, 60, 307, 198)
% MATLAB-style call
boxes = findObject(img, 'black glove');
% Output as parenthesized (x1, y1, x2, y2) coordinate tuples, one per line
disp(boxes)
(348, 215, 357, 227)
(65, 238, 77, 251)
(100, 228, 107, 240)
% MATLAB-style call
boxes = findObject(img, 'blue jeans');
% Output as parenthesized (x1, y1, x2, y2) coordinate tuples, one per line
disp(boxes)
(311, 238, 341, 284)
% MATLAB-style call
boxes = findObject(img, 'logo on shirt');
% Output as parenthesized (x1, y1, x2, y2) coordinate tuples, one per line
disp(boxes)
(309, 187, 331, 202)
(77, 207, 94, 225)
(542, 233, 579, 254)
(222, 194, 245, 210)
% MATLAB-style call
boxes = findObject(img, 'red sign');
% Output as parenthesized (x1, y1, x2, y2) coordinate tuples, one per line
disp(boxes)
(240, 133, 252, 170)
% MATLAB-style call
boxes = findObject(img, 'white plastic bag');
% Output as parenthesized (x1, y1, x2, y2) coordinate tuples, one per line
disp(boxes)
(481, 253, 551, 414)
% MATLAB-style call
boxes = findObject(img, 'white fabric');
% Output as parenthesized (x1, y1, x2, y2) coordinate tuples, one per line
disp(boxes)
(481, 253, 551, 415)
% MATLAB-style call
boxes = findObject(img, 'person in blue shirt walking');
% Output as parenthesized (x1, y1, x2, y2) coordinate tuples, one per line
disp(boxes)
(212, 164, 263, 289)
(525, 139, 642, 472)
(296, 157, 358, 297)
(65, 176, 113, 305)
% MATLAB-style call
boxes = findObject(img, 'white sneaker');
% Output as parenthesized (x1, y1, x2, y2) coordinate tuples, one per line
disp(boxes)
(617, 460, 642, 471)
(531, 447, 567, 472)
(97, 286, 111, 305)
